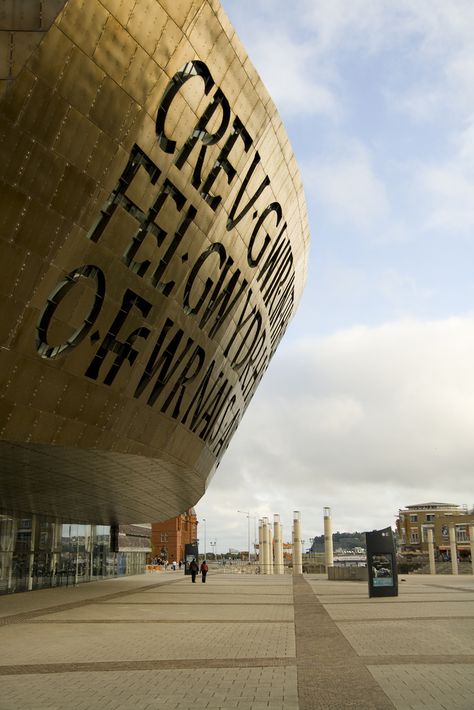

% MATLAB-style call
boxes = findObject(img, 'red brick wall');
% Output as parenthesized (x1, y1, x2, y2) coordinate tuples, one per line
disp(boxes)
(151, 510, 198, 562)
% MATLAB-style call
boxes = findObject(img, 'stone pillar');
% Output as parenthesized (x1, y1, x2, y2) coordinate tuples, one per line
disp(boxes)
(266, 517, 274, 575)
(427, 528, 436, 575)
(262, 517, 269, 574)
(258, 519, 264, 573)
(470, 525, 474, 576)
(293, 511, 302, 575)
(279, 522, 285, 574)
(449, 524, 458, 575)
(324, 507, 334, 571)
(273, 514, 284, 574)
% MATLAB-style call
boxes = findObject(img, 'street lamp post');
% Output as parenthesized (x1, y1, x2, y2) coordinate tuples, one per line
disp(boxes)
(202, 518, 206, 560)
(210, 540, 217, 559)
(237, 510, 251, 562)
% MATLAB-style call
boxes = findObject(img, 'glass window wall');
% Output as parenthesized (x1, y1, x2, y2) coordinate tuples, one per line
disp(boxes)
(0, 513, 149, 595)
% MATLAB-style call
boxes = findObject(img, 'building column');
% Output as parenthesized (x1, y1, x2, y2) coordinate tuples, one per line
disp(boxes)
(279, 521, 285, 574)
(449, 524, 458, 575)
(27, 514, 38, 591)
(258, 519, 263, 572)
(324, 507, 334, 572)
(5, 517, 18, 593)
(268, 520, 274, 575)
(74, 524, 81, 585)
(261, 517, 269, 574)
(87, 524, 95, 580)
(273, 514, 281, 575)
(427, 528, 436, 575)
(292, 511, 302, 575)
(273, 514, 284, 574)
(51, 522, 62, 583)
(470, 525, 474, 576)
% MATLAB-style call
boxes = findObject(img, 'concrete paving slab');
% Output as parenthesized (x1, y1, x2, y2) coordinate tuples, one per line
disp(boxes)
(0, 666, 299, 710)
(337, 618, 474, 656)
(1, 619, 295, 664)
(368, 664, 474, 710)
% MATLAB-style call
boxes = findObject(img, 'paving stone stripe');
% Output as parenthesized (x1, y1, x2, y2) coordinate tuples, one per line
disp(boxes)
(0, 657, 296, 676)
(362, 655, 474, 665)
(26, 618, 293, 624)
(322, 598, 474, 605)
(332, 616, 474, 623)
(422, 584, 474, 593)
(293, 576, 396, 710)
(98, 600, 293, 605)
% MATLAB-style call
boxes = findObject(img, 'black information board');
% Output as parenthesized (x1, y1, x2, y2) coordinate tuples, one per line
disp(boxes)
(365, 527, 398, 598)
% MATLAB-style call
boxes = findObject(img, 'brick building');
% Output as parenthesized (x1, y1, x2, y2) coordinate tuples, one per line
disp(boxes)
(151, 510, 198, 563)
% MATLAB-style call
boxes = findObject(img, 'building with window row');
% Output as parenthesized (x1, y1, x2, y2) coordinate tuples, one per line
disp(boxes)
(396, 502, 474, 558)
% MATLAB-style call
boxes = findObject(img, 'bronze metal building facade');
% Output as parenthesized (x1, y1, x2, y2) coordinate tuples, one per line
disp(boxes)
(0, 0, 309, 592)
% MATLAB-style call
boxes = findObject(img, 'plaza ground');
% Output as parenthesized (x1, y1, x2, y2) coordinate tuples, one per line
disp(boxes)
(1, 571, 474, 709)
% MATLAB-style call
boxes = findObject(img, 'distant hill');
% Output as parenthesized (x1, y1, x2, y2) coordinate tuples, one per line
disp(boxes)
(309, 531, 366, 553)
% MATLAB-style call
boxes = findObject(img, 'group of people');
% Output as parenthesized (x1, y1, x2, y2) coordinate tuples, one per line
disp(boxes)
(151, 557, 183, 570)
(189, 559, 208, 583)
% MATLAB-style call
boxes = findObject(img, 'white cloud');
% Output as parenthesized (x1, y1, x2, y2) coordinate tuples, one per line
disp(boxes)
(415, 117, 474, 235)
(300, 0, 474, 57)
(455, 118, 474, 168)
(387, 90, 443, 124)
(239, 29, 339, 119)
(253, 28, 338, 117)
(418, 166, 474, 234)
(300, 0, 409, 54)
(302, 143, 390, 236)
(196, 317, 474, 549)
(376, 269, 434, 314)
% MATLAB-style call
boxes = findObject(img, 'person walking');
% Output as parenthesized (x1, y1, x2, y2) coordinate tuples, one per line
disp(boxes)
(200, 559, 208, 583)
(189, 558, 199, 583)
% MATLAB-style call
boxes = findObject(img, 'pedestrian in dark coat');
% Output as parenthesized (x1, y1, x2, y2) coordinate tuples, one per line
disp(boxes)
(200, 560, 208, 583)
(189, 558, 199, 583)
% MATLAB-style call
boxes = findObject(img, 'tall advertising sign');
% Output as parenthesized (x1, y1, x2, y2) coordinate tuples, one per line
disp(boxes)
(366, 527, 398, 598)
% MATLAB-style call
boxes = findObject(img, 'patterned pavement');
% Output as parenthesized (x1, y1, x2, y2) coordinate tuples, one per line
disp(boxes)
(0, 571, 474, 708)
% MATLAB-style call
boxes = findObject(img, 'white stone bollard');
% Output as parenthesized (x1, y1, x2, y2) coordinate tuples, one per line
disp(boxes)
(449, 524, 459, 575)
(293, 511, 302, 575)
(470, 525, 474, 576)
(324, 507, 334, 572)
(427, 528, 436, 575)
(274, 514, 284, 574)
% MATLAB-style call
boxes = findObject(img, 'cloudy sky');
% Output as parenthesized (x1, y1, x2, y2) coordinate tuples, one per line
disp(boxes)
(196, 0, 474, 553)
